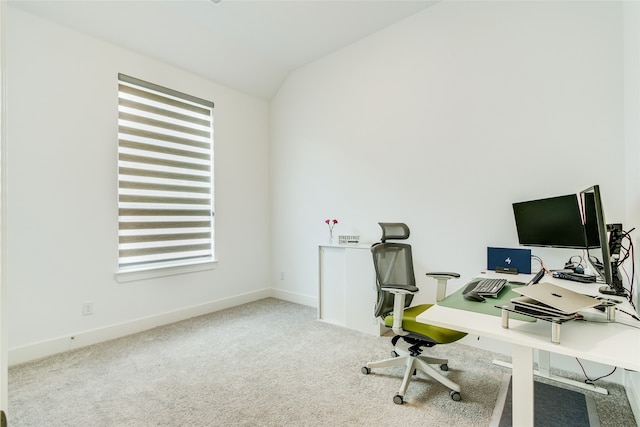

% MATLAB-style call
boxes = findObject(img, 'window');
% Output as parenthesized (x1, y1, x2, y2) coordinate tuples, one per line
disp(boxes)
(117, 74, 214, 275)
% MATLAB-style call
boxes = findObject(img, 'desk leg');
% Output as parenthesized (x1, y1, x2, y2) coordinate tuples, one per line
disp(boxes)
(538, 349, 550, 377)
(512, 344, 534, 427)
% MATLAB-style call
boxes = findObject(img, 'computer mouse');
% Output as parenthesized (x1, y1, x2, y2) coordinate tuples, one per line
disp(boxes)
(463, 291, 485, 302)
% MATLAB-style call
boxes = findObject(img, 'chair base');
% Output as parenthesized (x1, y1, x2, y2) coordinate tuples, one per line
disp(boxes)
(363, 348, 461, 404)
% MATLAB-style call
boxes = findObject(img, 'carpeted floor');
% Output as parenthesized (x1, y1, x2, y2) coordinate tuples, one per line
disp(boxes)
(7, 298, 637, 426)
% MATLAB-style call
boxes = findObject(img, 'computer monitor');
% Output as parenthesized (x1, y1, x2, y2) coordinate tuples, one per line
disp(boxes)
(579, 185, 625, 296)
(513, 186, 626, 297)
(512, 194, 595, 249)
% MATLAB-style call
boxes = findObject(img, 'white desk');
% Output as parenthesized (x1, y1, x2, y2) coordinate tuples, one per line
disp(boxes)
(417, 271, 640, 427)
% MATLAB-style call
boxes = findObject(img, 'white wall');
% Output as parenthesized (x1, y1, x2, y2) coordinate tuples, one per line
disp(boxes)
(5, 8, 271, 362)
(269, 1, 640, 410)
(271, 1, 626, 306)
(271, 0, 638, 410)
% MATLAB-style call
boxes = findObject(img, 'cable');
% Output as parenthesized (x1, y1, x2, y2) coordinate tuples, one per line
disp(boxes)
(575, 358, 617, 384)
(628, 238, 635, 309)
(566, 255, 584, 271)
(615, 307, 640, 322)
(613, 229, 633, 266)
(531, 255, 548, 274)
(614, 228, 635, 306)
(622, 229, 635, 305)
(531, 255, 542, 266)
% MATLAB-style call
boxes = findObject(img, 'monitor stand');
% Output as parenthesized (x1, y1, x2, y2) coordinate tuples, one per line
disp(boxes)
(599, 285, 627, 297)
(599, 263, 627, 297)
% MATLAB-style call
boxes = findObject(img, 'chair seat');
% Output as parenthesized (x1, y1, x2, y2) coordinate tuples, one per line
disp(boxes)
(384, 304, 467, 344)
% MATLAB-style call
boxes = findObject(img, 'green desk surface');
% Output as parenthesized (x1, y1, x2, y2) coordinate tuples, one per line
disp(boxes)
(438, 282, 536, 322)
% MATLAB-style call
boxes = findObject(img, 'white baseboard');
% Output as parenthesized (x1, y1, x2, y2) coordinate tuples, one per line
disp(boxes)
(8, 289, 272, 366)
(626, 370, 640, 426)
(270, 288, 317, 308)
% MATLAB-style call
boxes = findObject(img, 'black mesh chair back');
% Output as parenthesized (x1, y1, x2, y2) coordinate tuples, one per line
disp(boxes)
(372, 243, 416, 318)
(372, 223, 416, 318)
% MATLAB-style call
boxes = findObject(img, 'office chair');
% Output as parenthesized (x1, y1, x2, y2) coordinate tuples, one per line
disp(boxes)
(361, 223, 467, 405)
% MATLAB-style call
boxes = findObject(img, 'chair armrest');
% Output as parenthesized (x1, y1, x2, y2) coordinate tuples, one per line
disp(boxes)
(387, 291, 410, 336)
(426, 272, 460, 302)
(425, 272, 460, 279)
(380, 284, 419, 294)
(379, 286, 417, 336)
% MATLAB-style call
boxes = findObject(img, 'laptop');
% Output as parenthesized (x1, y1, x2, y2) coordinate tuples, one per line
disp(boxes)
(513, 282, 601, 314)
(487, 247, 532, 274)
(510, 296, 577, 320)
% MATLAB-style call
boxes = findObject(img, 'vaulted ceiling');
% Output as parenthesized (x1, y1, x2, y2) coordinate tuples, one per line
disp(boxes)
(9, 0, 438, 100)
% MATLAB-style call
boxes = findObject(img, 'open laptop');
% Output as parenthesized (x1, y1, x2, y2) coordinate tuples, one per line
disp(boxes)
(487, 247, 531, 274)
(513, 282, 601, 314)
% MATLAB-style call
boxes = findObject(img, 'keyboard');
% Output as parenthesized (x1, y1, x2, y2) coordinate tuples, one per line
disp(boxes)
(464, 278, 507, 298)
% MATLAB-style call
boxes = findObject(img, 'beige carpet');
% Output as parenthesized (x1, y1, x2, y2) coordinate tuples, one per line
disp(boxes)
(7, 298, 636, 426)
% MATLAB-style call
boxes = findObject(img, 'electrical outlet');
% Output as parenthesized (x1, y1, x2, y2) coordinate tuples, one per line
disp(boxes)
(82, 302, 94, 316)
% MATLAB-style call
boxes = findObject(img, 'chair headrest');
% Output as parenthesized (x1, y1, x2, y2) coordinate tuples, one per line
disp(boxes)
(378, 222, 410, 242)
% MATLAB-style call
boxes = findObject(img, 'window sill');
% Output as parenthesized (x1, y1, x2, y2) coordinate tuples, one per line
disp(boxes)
(115, 259, 218, 283)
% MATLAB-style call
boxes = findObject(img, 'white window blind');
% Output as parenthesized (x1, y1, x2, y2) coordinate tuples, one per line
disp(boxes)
(117, 74, 214, 272)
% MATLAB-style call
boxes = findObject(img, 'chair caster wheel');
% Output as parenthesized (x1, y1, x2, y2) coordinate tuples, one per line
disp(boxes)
(440, 363, 449, 371)
(450, 390, 461, 401)
(393, 394, 404, 405)
(361, 366, 371, 375)
(391, 351, 399, 357)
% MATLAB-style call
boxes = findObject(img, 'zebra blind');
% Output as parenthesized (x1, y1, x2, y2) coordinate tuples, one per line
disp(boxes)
(118, 74, 214, 271)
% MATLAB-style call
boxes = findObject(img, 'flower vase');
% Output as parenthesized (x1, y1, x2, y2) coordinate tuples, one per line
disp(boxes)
(328, 230, 334, 244)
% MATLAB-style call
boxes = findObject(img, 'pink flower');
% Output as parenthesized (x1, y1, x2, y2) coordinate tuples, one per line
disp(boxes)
(325, 218, 338, 242)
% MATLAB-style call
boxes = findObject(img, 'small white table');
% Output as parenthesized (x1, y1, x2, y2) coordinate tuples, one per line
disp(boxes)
(318, 244, 384, 336)
(416, 272, 640, 427)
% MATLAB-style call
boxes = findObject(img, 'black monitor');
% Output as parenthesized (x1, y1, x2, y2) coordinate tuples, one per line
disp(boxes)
(579, 185, 625, 296)
(513, 186, 626, 297)
(512, 194, 596, 249)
